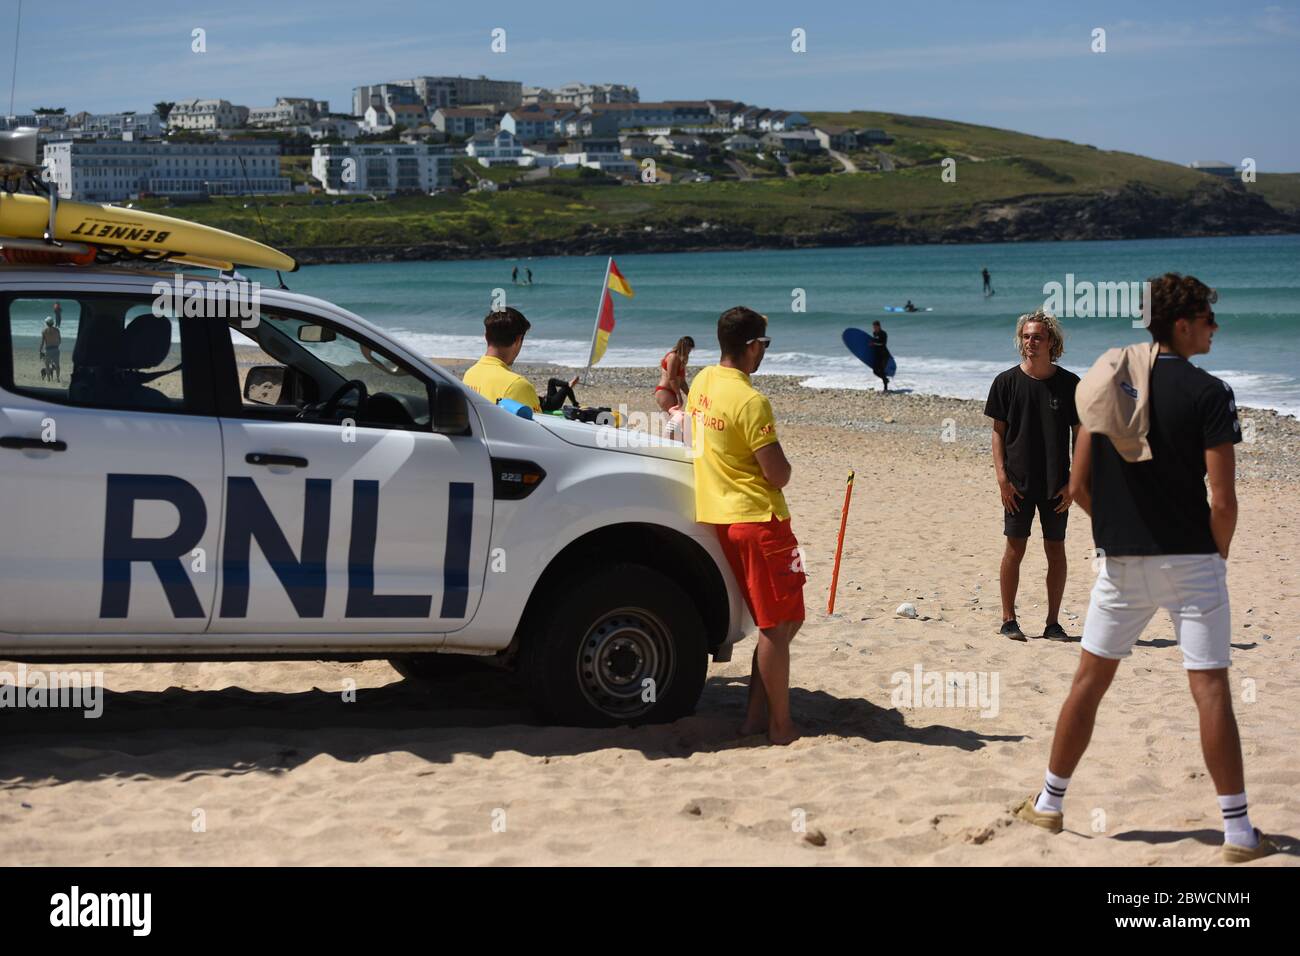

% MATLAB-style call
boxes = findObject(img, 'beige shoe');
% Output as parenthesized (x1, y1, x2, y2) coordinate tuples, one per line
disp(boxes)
(1013, 795, 1063, 834)
(1222, 830, 1279, 864)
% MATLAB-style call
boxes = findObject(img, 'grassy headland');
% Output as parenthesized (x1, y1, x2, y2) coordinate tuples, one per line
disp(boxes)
(133, 111, 1299, 264)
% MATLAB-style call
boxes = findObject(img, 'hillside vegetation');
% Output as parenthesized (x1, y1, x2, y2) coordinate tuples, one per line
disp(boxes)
(130, 110, 1298, 261)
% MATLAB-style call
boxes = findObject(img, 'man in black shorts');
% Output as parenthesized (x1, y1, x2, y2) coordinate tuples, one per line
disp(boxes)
(984, 310, 1080, 641)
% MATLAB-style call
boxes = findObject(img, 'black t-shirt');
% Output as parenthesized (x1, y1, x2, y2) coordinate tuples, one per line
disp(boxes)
(984, 364, 1080, 499)
(1090, 355, 1241, 555)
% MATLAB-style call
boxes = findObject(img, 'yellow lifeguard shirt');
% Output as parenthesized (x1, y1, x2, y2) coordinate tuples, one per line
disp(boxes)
(462, 355, 540, 412)
(687, 364, 789, 524)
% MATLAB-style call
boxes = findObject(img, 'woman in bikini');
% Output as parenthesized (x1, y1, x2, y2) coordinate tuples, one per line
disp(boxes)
(655, 336, 694, 414)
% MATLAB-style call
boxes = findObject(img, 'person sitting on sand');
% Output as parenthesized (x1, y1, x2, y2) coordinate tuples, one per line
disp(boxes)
(40, 316, 62, 383)
(984, 310, 1079, 642)
(1015, 273, 1277, 863)
(655, 336, 694, 415)
(462, 308, 542, 413)
(688, 308, 805, 745)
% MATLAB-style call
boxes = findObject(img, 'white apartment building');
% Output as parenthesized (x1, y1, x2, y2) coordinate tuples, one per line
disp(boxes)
(552, 82, 640, 107)
(75, 111, 164, 138)
(248, 97, 328, 128)
(466, 129, 523, 166)
(431, 107, 497, 137)
(3, 112, 70, 131)
(168, 99, 249, 131)
(354, 75, 522, 116)
(44, 140, 288, 202)
(311, 143, 454, 194)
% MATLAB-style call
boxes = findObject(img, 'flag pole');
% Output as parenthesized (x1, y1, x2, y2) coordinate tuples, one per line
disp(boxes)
(826, 470, 855, 615)
(584, 256, 613, 383)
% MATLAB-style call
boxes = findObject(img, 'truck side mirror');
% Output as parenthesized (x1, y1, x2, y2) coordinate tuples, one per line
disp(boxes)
(244, 365, 285, 404)
(432, 383, 470, 435)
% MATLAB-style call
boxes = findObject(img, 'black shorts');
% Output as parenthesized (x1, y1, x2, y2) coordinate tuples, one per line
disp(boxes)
(1004, 496, 1068, 541)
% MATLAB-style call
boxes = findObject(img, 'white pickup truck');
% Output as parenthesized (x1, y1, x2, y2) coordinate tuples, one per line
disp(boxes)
(0, 265, 748, 725)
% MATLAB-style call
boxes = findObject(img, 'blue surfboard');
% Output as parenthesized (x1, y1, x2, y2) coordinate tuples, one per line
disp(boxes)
(842, 327, 896, 379)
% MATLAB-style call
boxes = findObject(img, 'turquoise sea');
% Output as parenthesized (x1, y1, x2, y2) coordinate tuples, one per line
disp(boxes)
(17, 234, 1296, 416)
(265, 234, 1300, 416)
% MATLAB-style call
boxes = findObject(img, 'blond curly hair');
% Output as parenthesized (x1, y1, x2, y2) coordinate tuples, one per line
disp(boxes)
(1015, 310, 1065, 361)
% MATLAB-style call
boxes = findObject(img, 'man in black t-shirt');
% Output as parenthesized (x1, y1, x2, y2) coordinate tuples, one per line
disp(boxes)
(1014, 273, 1275, 863)
(984, 310, 1079, 642)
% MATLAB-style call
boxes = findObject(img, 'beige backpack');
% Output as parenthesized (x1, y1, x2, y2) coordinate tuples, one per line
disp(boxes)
(1075, 341, 1159, 462)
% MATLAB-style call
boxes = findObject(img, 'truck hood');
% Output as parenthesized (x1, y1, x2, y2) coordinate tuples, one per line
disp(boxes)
(535, 415, 695, 464)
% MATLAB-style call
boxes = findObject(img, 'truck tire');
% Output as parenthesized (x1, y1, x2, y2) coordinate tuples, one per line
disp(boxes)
(522, 563, 708, 726)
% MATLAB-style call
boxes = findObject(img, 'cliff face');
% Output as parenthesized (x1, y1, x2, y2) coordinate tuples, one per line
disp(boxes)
(283, 181, 1299, 265)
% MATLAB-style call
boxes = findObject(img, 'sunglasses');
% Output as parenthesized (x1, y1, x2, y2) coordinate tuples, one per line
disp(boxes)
(746, 336, 772, 349)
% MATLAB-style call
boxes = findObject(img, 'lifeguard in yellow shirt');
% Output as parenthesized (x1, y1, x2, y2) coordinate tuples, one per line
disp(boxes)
(462, 307, 542, 412)
(688, 306, 805, 745)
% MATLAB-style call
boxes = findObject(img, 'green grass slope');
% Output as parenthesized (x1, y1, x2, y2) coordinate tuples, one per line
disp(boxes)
(129, 111, 1295, 256)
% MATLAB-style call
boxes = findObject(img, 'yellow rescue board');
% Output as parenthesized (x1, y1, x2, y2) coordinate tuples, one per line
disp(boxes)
(0, 192, 297, 272)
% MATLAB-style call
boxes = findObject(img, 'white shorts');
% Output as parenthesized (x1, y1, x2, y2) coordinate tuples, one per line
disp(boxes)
(1081, 553, 1231, 670)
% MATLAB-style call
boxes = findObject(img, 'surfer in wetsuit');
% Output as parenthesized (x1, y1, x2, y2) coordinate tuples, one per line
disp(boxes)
(526, 267, 533, 285)
(904, 300, 919, 313)
(871, 320, 891, 392)
(983, 267, 994, 296)
(512, 266, 519, 285)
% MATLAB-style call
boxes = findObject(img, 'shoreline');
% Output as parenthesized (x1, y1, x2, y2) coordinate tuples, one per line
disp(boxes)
(284, 224, 1300, 268)
(464, 359, 1300, 482)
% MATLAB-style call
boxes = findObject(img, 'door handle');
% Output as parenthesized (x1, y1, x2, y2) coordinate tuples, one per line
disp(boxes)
(1, 436, 67, 451)
(246, 452, 308, 468)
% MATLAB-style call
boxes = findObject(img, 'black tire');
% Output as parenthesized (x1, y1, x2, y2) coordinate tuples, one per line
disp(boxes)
(521, 563, 708, 726)
(388, 653, 487, 681)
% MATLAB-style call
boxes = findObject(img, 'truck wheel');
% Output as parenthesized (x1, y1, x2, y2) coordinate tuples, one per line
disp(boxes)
(522, 563, 708, 726)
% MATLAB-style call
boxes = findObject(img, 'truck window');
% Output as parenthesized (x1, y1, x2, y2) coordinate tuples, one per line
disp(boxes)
(225, 312, 432, 431)
(2, 295, 190, 413)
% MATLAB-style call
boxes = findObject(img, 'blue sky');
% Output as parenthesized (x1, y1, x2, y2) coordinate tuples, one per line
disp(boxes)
(6, 0, 1300, 170)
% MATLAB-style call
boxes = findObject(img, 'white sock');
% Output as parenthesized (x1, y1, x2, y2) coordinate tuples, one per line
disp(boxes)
(1035, 770, 1070, 813)
(1218, 792, 1258, 847)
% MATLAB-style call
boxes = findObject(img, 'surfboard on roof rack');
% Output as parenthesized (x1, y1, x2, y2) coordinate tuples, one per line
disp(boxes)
(0, 128, 297, 273)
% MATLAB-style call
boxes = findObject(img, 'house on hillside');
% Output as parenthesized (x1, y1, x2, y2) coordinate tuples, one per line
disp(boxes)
(1188, 160, 1239, 177)
(813, 125, 858, 151)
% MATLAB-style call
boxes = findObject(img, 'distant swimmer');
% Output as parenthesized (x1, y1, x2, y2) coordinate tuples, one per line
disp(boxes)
(903, 300, 919, 313)
(983, 267, 995, 297)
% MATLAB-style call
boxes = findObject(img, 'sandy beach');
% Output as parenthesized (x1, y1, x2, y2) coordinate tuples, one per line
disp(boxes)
(2, 361, 1296, 866)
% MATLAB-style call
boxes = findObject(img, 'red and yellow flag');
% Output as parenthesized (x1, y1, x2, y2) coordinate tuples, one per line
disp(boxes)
(589, 258, 634, 366)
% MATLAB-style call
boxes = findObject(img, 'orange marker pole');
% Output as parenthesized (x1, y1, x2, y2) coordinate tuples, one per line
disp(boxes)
(826, 470, 855, 615)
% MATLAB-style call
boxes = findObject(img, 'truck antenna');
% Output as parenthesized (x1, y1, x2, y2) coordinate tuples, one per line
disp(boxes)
(8, 0, 21, 116)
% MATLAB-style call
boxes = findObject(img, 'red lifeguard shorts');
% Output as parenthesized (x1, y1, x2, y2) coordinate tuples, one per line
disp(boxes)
(715, 517, 806, 629)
